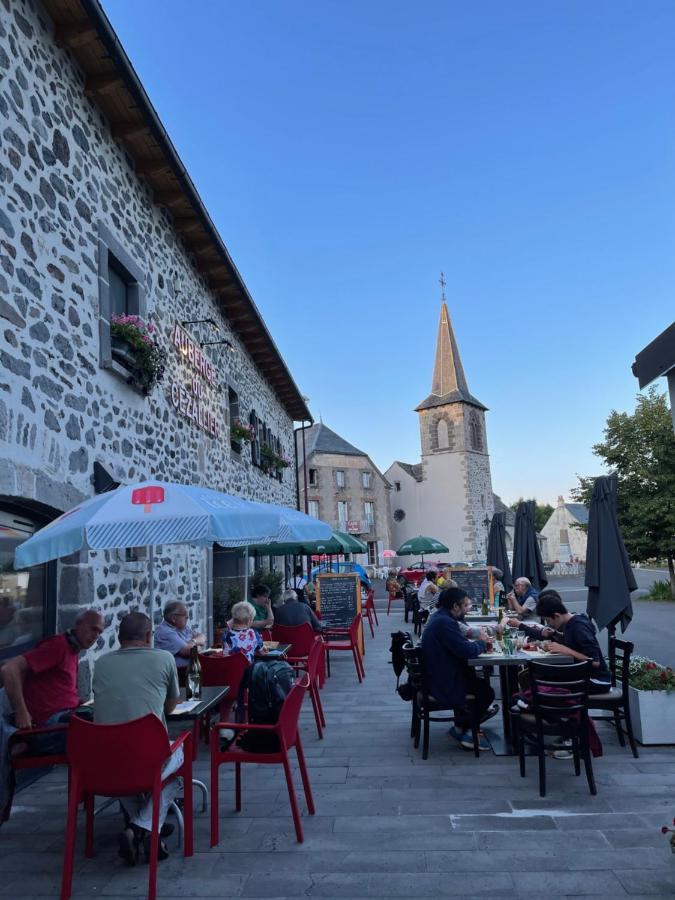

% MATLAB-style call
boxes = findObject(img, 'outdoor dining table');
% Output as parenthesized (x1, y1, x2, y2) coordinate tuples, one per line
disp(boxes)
(468, 646, 570, 755)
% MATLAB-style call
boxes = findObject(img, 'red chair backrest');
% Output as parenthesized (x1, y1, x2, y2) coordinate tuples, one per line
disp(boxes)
(276, 675, 309, 746)
(200, 652, 250, 692)
(66, 714, 170, 797)
(366, 589, 374, 604)
(271, 622, 317, 657)
(349, 614, 362, 641)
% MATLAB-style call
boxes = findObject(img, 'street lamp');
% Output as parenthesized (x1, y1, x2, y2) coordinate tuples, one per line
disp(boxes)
(482, 514, 491, 557)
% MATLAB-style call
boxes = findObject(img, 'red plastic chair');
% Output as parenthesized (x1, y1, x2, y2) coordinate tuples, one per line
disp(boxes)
(200, 653, 250, 716)
(3, 723, 69, 823)
(271, 623, 326, 739)
(362, 589, 378, 637)
(323, 615, 365, 683)
(210, 675, 315, 844)
(60, 714, 193, 900)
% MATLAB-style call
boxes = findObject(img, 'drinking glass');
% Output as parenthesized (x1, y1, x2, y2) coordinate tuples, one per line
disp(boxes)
(187, 675, 201, 699)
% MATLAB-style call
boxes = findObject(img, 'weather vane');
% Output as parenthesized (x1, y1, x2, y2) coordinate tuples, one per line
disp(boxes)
(439, 271, 446, 303)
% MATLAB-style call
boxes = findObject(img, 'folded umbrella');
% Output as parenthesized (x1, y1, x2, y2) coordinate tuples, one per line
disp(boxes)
(512, 501, 548, 591)
(486, 512, 513, 592)
(585, 475, 636, 633)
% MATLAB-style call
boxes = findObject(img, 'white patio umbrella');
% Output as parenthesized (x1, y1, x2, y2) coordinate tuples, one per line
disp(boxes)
(14, 481, 332, 610)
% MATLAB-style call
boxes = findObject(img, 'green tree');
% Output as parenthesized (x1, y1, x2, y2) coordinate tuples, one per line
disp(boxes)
(571, 387, 675, 598)
(509, 498, 555, 533)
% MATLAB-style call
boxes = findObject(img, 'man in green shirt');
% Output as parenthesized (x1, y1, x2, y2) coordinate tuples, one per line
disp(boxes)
(93, 612, 181, 865)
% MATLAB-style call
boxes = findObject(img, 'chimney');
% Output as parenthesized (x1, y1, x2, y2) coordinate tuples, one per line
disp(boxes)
(557, 495, 565, 507)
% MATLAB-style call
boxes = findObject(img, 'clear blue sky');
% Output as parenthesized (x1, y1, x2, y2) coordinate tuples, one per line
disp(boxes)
(103, 0, 675, 506)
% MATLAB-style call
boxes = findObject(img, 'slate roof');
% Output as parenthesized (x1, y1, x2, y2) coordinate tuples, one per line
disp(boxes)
(565, 503, 589, 525)
(302, 423, 367, 459)
(394, 462, 424, 482)
(415, 302, 487, 412)
(492, 494, 516, 526)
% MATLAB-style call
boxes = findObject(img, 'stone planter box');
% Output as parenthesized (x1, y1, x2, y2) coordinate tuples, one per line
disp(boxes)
(628, 686, 675, 745)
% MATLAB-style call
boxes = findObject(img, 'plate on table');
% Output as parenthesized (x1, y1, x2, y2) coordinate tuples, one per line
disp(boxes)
(263, 641, 280, 650)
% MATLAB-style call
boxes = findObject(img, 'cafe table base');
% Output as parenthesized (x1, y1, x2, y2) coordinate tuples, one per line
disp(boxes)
(468, 650, 572, 756)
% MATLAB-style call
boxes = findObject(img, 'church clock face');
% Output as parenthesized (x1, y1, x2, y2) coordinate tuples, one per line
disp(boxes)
(393, 509, 406, 522)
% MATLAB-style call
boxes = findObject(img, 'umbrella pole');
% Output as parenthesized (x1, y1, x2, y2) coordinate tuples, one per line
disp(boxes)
(244, 546, 249, 600)
(148, 545, 154, 614)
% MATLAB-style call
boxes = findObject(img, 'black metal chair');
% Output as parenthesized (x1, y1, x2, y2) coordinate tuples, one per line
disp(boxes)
(589, 636, 639, 758)
(402, 643, 480, 759)
(512, 659, 597, 798)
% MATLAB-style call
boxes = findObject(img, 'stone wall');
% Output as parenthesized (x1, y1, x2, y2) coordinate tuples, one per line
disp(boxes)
(0, 0, 299, 678)
(300, 451, 392, 559)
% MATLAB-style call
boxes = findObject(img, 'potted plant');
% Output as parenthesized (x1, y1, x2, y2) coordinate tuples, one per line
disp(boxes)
(259, 443, 276, 473)
(110, 314, 167, 394)
(628, 655, 675, 744)
(251, 568, 284, 604)
(230, 419, 255, 443)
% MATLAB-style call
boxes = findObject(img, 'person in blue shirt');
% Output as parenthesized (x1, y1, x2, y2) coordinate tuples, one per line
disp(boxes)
(506, 577, 539, 619)
(154, 601, 206, 669)
(421, 587, 495, 751)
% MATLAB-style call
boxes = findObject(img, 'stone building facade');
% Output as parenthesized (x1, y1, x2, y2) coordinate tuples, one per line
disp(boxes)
(385, 301, 494, 563)
(0, 0, 309, 683)
(540, 497, 589, 563)
(298, 423, 392, 566)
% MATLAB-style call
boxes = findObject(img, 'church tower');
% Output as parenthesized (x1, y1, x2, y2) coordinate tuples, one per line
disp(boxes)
(413, 285, 495, 561)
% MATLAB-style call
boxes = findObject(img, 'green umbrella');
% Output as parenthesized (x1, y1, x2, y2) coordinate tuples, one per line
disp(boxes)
(248, 530, 366, 557)
(333, 530, 368, 554)
(396, 535, 449, 566)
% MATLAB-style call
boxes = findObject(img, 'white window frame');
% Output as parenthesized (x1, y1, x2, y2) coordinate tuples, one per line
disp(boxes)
(308, 500, 319, 519)
(335, 470, 345, 488)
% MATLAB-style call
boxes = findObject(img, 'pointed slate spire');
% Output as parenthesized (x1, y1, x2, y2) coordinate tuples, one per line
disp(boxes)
(431, 301, 470, 397)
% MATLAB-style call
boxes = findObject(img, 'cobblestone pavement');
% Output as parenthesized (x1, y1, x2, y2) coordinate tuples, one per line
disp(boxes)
(2, 598, 674, 898)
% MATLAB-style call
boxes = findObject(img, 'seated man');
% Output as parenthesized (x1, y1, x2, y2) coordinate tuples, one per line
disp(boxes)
(154, 601, 206, 668)
(0, 608, 104, 820)
(93, 612, 180, 864)
(1, 608, 104, 732)
(420, 587, 495, 751)
(506, 577, 539, 619)
(417, 570, 440, 610)
(273, 589, 322, 633)
(249, 585, 274, 631)
(535, 590, 611, 693)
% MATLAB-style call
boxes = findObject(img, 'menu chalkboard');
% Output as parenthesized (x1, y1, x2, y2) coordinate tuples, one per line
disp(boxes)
(448, 568, 493, 604)
(316, 573, 361, 627)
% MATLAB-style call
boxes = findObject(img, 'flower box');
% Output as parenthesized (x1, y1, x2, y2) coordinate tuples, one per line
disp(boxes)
(628, 686, 675, 745)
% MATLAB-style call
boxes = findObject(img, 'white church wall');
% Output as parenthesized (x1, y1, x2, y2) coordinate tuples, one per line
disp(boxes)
(385, 462, 421, 554)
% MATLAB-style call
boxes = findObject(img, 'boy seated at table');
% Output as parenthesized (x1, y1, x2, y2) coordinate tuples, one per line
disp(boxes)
(222, 601, 267, 663)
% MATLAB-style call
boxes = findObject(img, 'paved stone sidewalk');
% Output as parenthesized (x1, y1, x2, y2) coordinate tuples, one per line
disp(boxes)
(2, 599, 674, 898)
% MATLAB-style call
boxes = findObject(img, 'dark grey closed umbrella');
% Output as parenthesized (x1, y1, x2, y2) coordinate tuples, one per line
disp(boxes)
(512, 501, 548, 591)
(487, 512, 513, 592)
(585, 475, 636, 633)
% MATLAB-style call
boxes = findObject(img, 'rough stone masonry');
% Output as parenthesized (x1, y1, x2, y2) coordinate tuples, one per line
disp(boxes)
(0, 0, 298, 687)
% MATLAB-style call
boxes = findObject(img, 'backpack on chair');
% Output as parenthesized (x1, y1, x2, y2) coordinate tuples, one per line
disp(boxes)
(389, 631, 412, 687)
(236, 660, 295, 752)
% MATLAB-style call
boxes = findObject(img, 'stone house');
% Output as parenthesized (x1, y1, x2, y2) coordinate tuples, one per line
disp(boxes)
(385, 300, 495, 563)
(0, 0, 310, 682)
(297, 423, 392, 566)
(540, 497, 589, 563)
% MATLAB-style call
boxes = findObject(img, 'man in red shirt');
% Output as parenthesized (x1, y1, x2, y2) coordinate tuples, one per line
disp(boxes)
(2, 609, 104, 729)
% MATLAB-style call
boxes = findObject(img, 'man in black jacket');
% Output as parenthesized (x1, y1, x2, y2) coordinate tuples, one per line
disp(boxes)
(421, 588, 495, 751)
(536, 591, 611, 693)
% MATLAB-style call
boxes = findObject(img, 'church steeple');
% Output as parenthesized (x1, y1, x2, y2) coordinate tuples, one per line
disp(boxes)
(415, 275, 486, 413)
(431, 301, 470, 398)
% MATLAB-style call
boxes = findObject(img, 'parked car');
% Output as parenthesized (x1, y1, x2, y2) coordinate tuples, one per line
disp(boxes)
(397, 561, 450, 587)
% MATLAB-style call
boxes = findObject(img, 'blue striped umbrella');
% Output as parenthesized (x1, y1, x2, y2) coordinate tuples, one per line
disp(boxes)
(14, 481, 332, 568)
